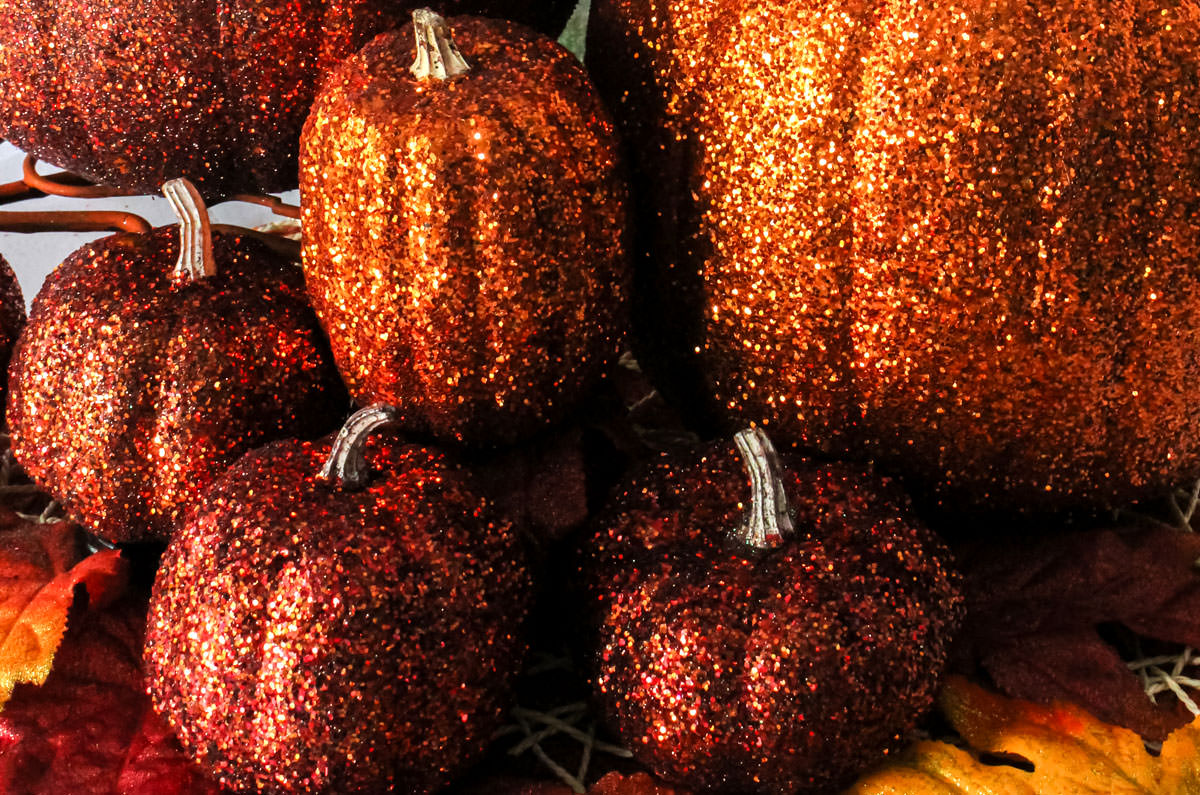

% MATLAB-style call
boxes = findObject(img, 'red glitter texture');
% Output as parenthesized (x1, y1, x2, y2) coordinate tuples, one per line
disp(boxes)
(6, 227, 347, 543)
(0, 254, 26, 410)
(587, 0, 1200, 513)
(144, 422, 532, 793)
(301, 14, 630, 446)
(0, 0, 577, 197)
(581, 435, 963, 793)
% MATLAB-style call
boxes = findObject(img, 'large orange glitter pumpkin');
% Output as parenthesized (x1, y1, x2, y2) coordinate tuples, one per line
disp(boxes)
(0, 0, 577, 197)
(588, 0, 1200, 512)
(301, 11, 629, 446)
(7, 180, 347, 543)
(145, 405, 531, 793)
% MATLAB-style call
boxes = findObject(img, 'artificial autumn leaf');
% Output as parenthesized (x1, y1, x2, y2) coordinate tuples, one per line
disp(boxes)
(846, 676, 1200, 794)
(0, 506, 127, 708)
(0, 593, 218, 794)
(955, 525, 1200, 740)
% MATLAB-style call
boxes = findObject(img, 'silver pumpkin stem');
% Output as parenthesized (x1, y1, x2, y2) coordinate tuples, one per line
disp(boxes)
(410, 8, 470, 81)
(319, 404, 401, 489)
(730, 427, 794, 550)
(163, 178, 215, 283)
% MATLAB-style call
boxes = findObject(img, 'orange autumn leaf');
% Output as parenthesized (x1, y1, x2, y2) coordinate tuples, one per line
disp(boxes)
(0, 507, 127, 708)
(846, 676, 1200, 794)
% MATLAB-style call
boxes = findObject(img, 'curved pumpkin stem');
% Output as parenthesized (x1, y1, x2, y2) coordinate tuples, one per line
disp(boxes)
(410, 8, 470, 81)
(728, 427, 794, 551)
(319, 404, 401, 489)
(163, 178, 215, 283)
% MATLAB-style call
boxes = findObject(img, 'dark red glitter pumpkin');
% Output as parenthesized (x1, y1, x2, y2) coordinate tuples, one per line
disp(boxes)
(588, 0, 1200, 513)
(0, 254, 25, 409)
(0, 0, 577, 197)
(144, 405, 532, 793)
(301, 10, 630, 446)
(582, 428, 963, 793)
(7, 179, 346, 543)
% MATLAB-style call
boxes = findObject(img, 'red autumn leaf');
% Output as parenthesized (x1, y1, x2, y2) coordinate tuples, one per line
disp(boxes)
(0, 507, 127, 707)
(957, 524, 1200, 740)
(0, 593, 218, 794)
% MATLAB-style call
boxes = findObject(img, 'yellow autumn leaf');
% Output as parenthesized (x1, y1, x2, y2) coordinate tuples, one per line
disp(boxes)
(846, 676, 1200, 794)
(0, 510, 127, 707)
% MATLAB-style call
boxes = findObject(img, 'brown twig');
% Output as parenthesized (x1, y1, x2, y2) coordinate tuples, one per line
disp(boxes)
(0, 209, 152, 235)
(22, 155, 135, 199)
(228, 193, 301, 219)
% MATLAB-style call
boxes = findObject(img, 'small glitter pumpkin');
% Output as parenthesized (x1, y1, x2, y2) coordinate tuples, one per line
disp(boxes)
(301, 9, 630, 446)
(0, 0, 576, 197)
(144, 405, 532, 793)
(582, 427, 963, 793)
(0, 255, 26, 409)
(7, 179, 347, 543)
(588, 0, 1200, 512)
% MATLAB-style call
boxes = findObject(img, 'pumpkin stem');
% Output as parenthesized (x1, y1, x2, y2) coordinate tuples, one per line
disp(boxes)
(729, 427, 794, 551)
(410, 8, 470, 81)
(163, 178, 215, 283)
(319, 404, 401, 489)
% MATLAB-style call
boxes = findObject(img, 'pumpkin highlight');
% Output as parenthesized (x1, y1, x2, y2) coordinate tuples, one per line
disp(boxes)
(302, 11, 630, 445)
(7, 180, 347, 542)
(588, 0, 1200, 512)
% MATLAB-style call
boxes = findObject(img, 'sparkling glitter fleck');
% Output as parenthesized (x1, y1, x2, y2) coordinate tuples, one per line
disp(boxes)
(301, 13, 630, 446)
(0, 0, 576, 196)
(0, 254, 26, 408)
(144, 412, 531, 793)
(6, 226, 347, 543)
(588, 0, 1200, 512)
(581, 430, 963, 793)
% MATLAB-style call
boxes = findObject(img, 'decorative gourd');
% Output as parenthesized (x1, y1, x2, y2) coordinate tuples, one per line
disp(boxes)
(144, 405, 532, 793)
(587, 0, 1200, 512)
(6, 179, 347, 543)
(582, 427, 963, 793)
(301, 9, 630, 446)
(0, 255, 25, 409)
(0, 0, 577, 197)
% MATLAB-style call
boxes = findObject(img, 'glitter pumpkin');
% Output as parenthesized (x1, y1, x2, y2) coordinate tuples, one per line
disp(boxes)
(144, 405, 532, 794)
(6, 180, 347, 543)
(582, 428, 963, 793)
(587, 0, 1200, 512)
(0, 255, 26, 410)
(301, 11, 630, 446)
(0, 0, 577, 197)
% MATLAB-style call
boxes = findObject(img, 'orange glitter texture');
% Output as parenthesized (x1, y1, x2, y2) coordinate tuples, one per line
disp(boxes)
(0, 0, 576, 197)
(588, 0, 1200, 512)
(301, 13, 630, 446)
